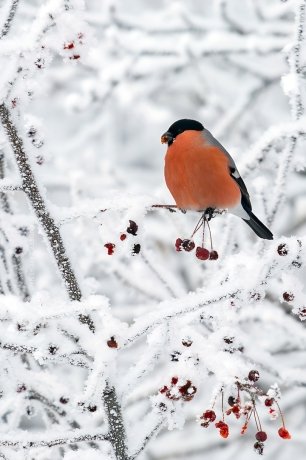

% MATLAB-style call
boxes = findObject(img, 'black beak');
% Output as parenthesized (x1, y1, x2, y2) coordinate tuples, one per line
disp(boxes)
(161, 131, 173, 145)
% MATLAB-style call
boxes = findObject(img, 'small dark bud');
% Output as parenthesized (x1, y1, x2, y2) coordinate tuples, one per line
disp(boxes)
(87, 405, 97, 412)
(48, 345, 58, 355)
(17, 384, 27, 393)
(60, 397, 69, 404)
(132, 243, 141, 255)
(15, 247, 23, 255)
(277, 243, 288, 256)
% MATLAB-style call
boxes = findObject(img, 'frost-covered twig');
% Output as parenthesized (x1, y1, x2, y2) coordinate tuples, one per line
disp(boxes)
(129, 418, 165, 460)
(103, 383, 128, 460)
(0, 429, 109, 449)
(0, 104, 84, 303)
(0, 0, 19, 39)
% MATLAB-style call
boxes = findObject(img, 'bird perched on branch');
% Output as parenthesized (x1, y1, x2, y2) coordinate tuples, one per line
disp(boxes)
(161, 119, 273, 240)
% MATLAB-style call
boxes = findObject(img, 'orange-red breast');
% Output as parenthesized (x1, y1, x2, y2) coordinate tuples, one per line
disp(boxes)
(161, 119, 273, 240)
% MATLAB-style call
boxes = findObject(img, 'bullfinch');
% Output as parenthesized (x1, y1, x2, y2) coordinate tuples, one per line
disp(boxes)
(161, 119, 273, 240)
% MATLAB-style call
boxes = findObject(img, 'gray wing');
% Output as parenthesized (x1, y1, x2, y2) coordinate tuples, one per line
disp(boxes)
(202, 128, 252, 212)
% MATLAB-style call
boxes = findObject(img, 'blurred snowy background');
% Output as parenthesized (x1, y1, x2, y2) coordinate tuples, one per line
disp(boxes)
(0, 0, 306, 459)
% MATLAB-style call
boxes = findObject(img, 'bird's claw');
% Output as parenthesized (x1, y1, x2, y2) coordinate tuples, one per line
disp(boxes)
(204, 207, 215, 221)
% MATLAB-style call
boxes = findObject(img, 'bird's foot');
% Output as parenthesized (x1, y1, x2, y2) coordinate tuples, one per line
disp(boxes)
(204, 207, 215, 221)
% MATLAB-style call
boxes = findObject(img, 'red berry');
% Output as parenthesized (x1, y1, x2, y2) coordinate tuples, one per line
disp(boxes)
(256, 431, 267, 442)
(215, 421, 229, 438)
(120, 233, 127, 241)
(182, 239, 195, 252)
(278, 427, 291, 439)
(64, 42, 74, 49)
(264, 398, 274, 407)
(248, 370, 259, 382)
(178, 380, 197, 401)
(175, 238, 183, 251)
(171, 376, 178, 385)
(201, 410, 216, 422)
(196, 247, 210, 260)
(104, 243, 115, 255)
(159, 385, 168, 394)
(232, 404, 240, 414)
(126, 220, 138, 236)
(215, 421, 226, 429)
(220, 426, 229, 438)
(209, 250, 219, 260)
(107, 336, 118, 348)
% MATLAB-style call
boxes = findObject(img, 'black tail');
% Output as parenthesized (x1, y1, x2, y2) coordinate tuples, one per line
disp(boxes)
(243, 212, 273, 240)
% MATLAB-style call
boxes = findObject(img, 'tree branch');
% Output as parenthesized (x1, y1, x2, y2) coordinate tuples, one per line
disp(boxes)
(0, 0, 19, 39)
(103, 383, 128, 460)
(0, 430, 109, 449)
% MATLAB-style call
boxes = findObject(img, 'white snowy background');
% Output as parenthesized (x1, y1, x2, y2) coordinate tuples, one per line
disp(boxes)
(0, 0, 306, 459)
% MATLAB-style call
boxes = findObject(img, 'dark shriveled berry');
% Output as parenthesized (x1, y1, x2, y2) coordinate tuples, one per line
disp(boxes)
(182, 239, 195, 252)
(87, 405, 97, 412)
(248, 369, 260, 382)
(209, 250, 219, 260)
(107, 336, 118, 348)
(228, 396, 237, 407)
(126, 220, 138, 236)
(132, 243, 141, 255)
(283, 292, 294, 302)
(59, 397, 69, 404)
(277, 243, 288, 256)
(182, 338, 193, 347)
(254, 441, 264, 455)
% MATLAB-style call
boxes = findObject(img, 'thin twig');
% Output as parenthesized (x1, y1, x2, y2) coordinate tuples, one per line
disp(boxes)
(0, 0, 19, 39)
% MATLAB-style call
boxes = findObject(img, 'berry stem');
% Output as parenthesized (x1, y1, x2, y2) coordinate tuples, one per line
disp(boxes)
(202, 214, 206, 248)
(221, 389, 224, 422)
(206, 218, 213, 251)
(190, 214, 204, 239)
(253, 401, 262, 432)
(274, 400, 286, 428)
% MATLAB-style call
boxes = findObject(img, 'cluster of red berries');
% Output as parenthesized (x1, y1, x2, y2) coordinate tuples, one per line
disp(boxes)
(63, 33, 84, 60)
(200, 370, 291, 455)
(104, 220, 141, 256)
(159, 377, 197, 402)
(175, 238, 218, 261)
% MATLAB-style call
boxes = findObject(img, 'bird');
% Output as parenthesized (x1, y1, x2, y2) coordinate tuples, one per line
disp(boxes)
(161, 118, 273, 240)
